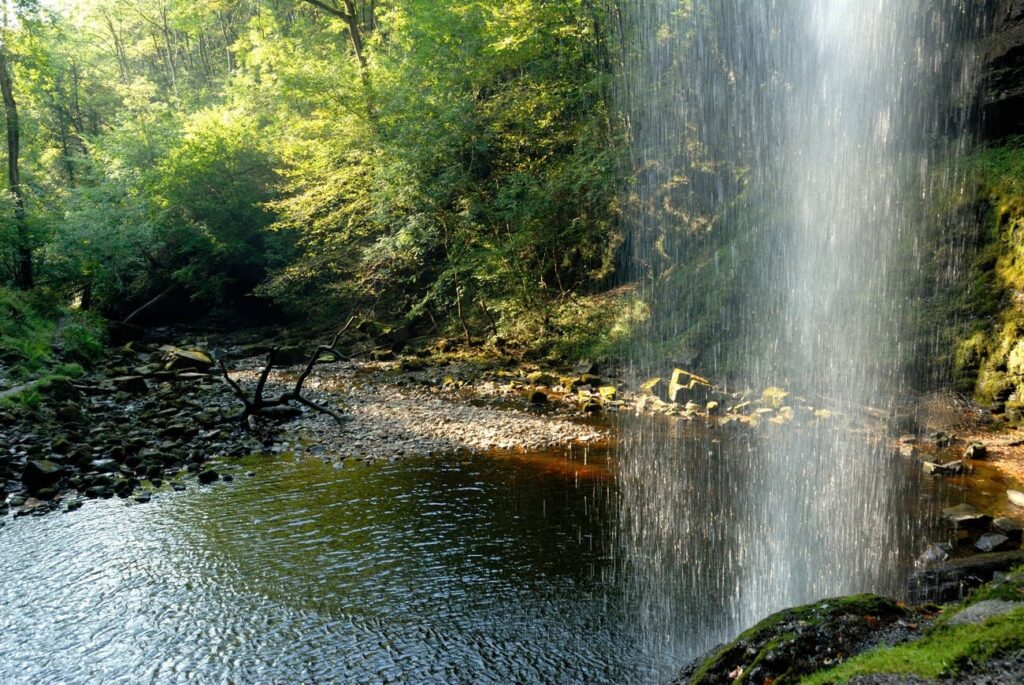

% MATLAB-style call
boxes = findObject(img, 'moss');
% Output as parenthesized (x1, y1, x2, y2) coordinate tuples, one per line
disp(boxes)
(800, 607, 1024, 684)
(801, 566, 1024, 684)
(688, 594, 909, 685)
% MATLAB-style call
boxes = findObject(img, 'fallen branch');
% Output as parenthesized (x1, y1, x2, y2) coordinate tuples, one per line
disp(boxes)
(217, 323, 354, 427)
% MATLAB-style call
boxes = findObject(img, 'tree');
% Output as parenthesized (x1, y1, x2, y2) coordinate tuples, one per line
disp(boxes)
(0, 21, 29, 289)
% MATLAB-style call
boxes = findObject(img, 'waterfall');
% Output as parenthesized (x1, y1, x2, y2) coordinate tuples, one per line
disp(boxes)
(615, 0, 985, 678)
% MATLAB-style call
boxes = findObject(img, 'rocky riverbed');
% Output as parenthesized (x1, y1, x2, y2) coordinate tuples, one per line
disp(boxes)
(0, 336, 615, 518)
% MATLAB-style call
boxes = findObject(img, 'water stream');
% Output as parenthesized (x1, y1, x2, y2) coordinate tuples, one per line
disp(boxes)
(616, 1, 985, 678)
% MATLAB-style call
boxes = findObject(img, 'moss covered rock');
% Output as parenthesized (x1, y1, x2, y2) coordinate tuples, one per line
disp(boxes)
(677, 595, 921, 685)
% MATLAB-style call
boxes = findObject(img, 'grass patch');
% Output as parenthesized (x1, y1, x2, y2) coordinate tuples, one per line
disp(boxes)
(0, 287, 105, 386)
(803, 567, 1024, 684)
(800, 607, 1024, 684)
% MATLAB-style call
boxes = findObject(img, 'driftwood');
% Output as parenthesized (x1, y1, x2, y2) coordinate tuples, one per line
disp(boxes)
(217, 319, 355, 427)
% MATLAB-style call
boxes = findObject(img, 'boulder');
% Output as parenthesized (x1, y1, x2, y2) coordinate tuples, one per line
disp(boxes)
(21, 459, 64, 492)
(369, 348, 396, 362)
(159, 346, 213, 372)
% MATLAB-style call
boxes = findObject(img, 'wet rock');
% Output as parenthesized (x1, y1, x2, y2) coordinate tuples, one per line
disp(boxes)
(916, 543, 952, 567)
(993, 517, 1024, 542)
(930, 431, 952, 448)
(677, 595, 917, 685)
(976, 533, 1015, 553)
(1008, 489, 1024, 508)
(965, 442, 989, 460)
(133, 493, 152, 504)
(942, 503, 993, 531)
(21, 459, 65, 492)
(65, 499, 83, 512)
(907, 550, 1024, 603)
(172, 483, 187, 492)
(197, 469, 219, 485)
(924, 460, 968, 476)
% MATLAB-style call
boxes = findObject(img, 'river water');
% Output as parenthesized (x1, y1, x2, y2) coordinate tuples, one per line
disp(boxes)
(0, 417, 961, 684)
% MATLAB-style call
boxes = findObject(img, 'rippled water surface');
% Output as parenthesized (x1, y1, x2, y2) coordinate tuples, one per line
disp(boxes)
(0, 422, 964, 684)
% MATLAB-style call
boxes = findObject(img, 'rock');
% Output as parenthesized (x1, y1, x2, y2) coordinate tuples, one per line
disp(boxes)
(706, 401, 721, 415)
(172, 483, 187, 492)
(669, 368, 712, 403)
(134, 494, 152, 504)
(528, 390, 548, 405)
(1008, 489, 1024, 508)
(941, 459, 966, 475)
(993, 517, 1024, 541)
(197, 469, 219, 485)
(942, 503, 993, 530)
(965, 442, 989, 460)
(113, 376, 150, 394)
(677, 595, 915, 685)
(898, 434, 918, 445)
(916, 543, 952, 567)
(21, 459, 64, 492)
(930, 431, 951, 448)
(65, 499, 83, 513)
(160, 346, 213, 372)
(907, 550, 1024, 603)
(976, 533, 1014, 553)
(640, 377, 663, 396)
(945, 600, 1024, 627)
(113, 479, 136, 498)
(762, 386, 790, 408)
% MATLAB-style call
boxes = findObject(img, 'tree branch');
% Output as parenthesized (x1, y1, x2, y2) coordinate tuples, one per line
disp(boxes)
(300, 0, 352, 21)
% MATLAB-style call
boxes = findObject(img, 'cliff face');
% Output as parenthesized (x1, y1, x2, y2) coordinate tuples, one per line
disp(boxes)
(984, 0, 1024, 139)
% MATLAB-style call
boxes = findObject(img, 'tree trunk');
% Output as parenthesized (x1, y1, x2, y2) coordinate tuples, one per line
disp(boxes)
(0, 42, 30, 290)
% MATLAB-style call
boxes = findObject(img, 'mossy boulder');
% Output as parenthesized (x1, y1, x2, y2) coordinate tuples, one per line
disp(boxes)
(677, 595, 917, 685)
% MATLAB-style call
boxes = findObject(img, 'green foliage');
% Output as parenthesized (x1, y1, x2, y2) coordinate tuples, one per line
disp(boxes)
(945, 138, 1024, 409)
(0, 287, 103, 384)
